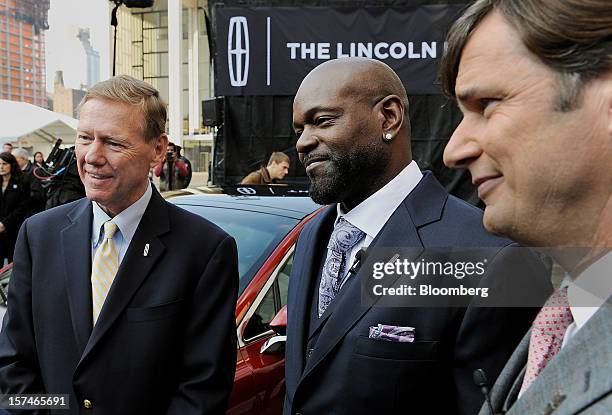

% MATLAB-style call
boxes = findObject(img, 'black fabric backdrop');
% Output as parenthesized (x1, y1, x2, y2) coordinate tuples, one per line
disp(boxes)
(209, 0, 480, 206)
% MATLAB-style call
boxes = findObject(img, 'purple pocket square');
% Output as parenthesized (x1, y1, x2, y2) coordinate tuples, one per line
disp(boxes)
(368, 324, 415, 342)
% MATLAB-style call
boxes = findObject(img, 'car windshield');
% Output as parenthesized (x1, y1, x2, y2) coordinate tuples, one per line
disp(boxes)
(175, 204, 298, 294)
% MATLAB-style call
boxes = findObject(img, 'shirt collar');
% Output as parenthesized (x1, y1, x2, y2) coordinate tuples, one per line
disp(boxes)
(91, 181, 153, 246)
(565, 251, 612, 329)
(335, 161, 422, 239)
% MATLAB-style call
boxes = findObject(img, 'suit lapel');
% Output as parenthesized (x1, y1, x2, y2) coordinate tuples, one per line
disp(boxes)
(79, 190, 169, 365)
(299, 173, 448, 384)
(509, 302, 612, 415)
(286, 206, 335, 392)
(488, 330, 530, 413)
(61, 199, 94, 355)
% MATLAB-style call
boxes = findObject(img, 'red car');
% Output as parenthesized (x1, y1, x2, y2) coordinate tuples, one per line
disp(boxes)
(170, 193, 321, 414)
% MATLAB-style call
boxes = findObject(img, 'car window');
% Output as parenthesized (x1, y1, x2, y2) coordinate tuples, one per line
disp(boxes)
(278, 254, 293, 308)
(175, 205, 297, 294)
(243, 283, 277, 341)
(242, 253, 293, 341)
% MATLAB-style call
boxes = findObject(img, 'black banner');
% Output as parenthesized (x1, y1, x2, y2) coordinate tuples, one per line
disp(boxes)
(214, 5, 465, 96)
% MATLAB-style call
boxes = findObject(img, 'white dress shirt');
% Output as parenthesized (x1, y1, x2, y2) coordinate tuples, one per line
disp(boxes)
(332, 161, 423, 286)
(91, 181, 153, 265)
(561, 251, 612, 349)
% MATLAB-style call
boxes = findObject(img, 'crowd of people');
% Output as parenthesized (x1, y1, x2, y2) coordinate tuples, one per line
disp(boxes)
(0, 0, 609, 414)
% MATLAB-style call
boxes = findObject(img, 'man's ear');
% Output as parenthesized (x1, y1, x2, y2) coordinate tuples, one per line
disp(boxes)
(378, 95, 404, 138)
(150, 134, 169, 168)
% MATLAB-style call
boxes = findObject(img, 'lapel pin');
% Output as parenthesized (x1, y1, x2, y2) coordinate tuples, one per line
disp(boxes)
(143, 243, 150, 257)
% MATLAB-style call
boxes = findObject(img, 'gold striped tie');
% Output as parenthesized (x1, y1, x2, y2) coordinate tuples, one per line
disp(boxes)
(91, 221, 119, 325)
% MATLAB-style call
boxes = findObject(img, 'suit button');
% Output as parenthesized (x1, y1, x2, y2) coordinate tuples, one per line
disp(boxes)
(83, 399, 93, 409)
(306, 348, 313, 359)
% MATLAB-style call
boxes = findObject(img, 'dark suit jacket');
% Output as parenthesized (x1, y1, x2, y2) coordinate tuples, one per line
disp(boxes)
(0, 188, 239, 414)
(284, 172, 551, 415)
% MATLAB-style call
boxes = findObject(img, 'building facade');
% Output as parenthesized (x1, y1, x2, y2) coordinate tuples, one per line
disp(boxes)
(0, 0, 50, 107)
(52, 70, 85, 118)
(112, 0, 213, 174)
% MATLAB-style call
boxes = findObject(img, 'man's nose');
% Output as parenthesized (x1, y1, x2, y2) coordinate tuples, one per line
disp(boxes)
(84, 139, 106, 165)
(443, 119, 482, 169)
(296, 126, 317, 159)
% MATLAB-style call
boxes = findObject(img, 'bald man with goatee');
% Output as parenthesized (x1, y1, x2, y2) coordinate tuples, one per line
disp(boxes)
(284, 58, 551, 415)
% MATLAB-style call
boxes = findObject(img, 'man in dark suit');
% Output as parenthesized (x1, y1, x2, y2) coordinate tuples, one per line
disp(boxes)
(440, 1, 611, 414)
(284, 58, 551, 415)
(0, 75, 239, 414)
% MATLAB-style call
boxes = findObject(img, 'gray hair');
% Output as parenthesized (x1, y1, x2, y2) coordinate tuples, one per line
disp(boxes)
(11, 147, 29, 161)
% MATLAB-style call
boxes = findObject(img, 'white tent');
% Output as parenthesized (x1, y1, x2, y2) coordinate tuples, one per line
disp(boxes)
(0, 100, 77, 156)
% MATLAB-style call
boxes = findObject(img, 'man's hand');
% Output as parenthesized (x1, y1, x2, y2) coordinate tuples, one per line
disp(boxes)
(0, 222, 5, 233)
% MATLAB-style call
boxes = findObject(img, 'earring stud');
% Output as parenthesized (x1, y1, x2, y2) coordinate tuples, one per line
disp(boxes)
(384, 133, 393, 141)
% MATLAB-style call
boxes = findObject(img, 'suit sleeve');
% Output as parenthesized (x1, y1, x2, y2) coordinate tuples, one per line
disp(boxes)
(0, 220, 48, 408)
(166, 235, 239, 415)
(452, 245, 550, 415)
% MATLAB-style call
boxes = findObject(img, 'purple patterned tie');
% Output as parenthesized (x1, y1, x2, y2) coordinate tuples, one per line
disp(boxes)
(318, 218, 365, 317)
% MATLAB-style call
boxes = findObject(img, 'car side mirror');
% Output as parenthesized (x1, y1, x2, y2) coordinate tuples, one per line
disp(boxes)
(260, 305, 287, 354)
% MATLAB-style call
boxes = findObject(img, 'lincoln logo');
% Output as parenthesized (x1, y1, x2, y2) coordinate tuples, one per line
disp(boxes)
(228, 16, 250, 87)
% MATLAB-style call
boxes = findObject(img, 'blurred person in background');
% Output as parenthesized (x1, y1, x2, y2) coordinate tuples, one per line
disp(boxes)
(12, 148, 45, 217)
(154, 141, 189, 191)
(33, 151, 45, 168)
(175, 145, 192, 188)
(2, 144, 12, 153)
(12, 148, 34, 175)
(0, 152, 30, 264)
(241, 151, 290, 185)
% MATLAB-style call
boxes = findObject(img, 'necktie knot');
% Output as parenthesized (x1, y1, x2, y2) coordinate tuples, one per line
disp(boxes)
(328, 218, 364, 254)
(103, 221, 118, 240)
(532, 286, 572, 329)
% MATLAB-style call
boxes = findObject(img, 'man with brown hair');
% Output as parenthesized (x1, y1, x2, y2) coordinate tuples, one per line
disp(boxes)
(440, 1, 611, 413)
(0, 75, 239, 414)
(240, 151, 290, 184)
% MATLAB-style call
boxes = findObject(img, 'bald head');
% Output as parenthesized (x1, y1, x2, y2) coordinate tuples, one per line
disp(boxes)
(298, 58, 410, 135)
(293, 58, 412, 209)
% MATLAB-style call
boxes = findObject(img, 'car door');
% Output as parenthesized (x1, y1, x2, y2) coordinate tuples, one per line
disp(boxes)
(234, 249, 294, 415)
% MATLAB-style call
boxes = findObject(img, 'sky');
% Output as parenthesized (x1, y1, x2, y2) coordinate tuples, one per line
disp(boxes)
(45, 0, 111, 93)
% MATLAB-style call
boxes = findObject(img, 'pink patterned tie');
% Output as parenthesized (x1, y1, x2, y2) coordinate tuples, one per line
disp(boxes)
(519, 286, 573, 395)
